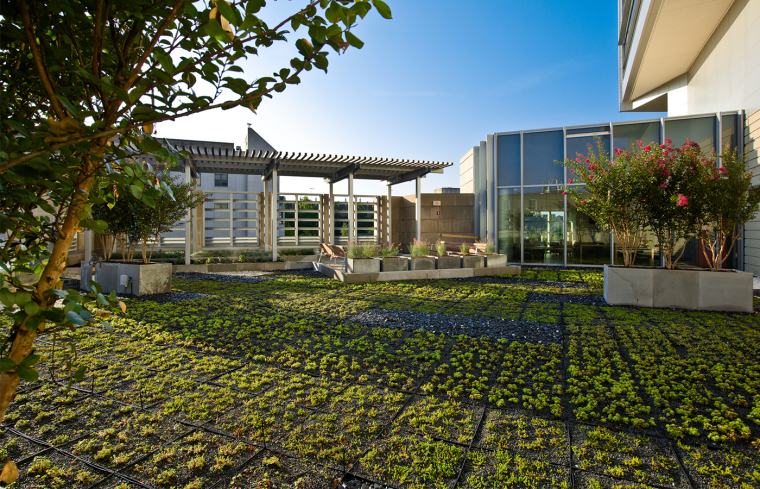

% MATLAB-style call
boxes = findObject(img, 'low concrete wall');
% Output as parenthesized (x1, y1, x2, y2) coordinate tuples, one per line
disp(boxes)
(486, 255, 508, 268)
(603, 265, 753, 312)
(410, 256, 435, 271)
(347, 258, 381, 274)
(462, 256, 485, 269)
(318, 263, 521, 284)
(381, 257, 408, 272)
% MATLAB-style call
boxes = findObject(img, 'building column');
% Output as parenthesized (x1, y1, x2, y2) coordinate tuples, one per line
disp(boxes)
(262, 179, 269, 251)
(348, 173, 355, 242)
(271, 169, 278, 262)
(415, 176, 421, 242)
(387, 184, 392, 245)
(328, 182, 334, 245)
(184, 165, 192, 265)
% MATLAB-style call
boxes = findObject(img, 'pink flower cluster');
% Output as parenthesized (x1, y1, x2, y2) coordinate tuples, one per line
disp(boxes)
(676, 194, 688, 206)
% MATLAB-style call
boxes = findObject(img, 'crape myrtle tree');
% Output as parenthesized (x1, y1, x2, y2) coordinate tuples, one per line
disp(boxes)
(0, 0, 392, 425)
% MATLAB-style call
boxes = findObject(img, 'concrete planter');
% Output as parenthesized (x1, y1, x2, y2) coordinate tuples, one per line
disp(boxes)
(409, 256, 436, 271)
(603, 264, 753, 312)
(437, 255, 461, 270)
(281, 254, 319, 262)
(347, 258, 381, 274)
(485, 254, 508, 268)
(82, 261, 172, 296)
(461, 255, 485, 269)
(381, 256, 408, 272)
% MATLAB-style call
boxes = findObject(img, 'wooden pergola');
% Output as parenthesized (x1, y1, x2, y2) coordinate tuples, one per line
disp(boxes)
(138, 142, 453, 264)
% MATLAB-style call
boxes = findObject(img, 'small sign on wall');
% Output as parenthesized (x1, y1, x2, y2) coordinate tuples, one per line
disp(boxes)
(432, 201, 441, 206)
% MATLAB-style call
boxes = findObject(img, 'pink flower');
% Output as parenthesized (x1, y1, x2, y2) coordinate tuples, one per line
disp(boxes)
(576, 158, 582, 164)
(570, 169, 574, 174)
(614, 148, 622, 155)
(638, 141, 643, 147)
(663, 170, 670, 176)
(660, 183, 666, 188)
(665, 138, 672, 144)
(562, 191, 567, 195)
(568, 179, 572, 183)
(676, 194, 688, 206)
(718, 167, 727, 173)
(585, 158, 590, 164)
(581, 200, 586, 205)
(644, 145, 651, 152)
(589, 174, 595, 180)
(660, 144, 667, 149)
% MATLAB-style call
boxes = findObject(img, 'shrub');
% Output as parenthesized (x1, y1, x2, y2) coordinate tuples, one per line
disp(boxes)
(346, 242, 364, 259)
(435, 241, 447, 257)
(410, 239, 429, 257)
(459, 243, 469, 255)
(361, 242, 379, 258)
(380, 243, 400, 258)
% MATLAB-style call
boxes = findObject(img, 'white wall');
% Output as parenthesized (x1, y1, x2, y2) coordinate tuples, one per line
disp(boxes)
(676, 0, 760, 116)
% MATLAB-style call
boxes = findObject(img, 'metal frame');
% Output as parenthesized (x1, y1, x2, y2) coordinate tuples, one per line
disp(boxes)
(203, 190, 260, 248)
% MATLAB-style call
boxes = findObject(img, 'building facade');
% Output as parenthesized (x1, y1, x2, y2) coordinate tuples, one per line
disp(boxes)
(462, 0, 760, 271)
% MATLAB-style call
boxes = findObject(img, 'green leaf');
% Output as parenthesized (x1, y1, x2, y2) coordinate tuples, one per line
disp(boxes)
(19, 354, 41, 367)
(129, 185, 143, 199)
(0, 358, 15, 372)
(0, 289, 14, 308)
(66, 311, 85, 325)
(72, 366, 87, 381)
(372, 0, 392, 19)
(4, 120, 31, 139)
(345, 31, 364, 49)
(15, 292, 31, 306)
(16, 366, 38, 382)
(23, 301, 40, 316)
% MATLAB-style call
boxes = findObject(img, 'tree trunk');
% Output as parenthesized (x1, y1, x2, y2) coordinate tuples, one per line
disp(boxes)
(0, 150, 102, 422)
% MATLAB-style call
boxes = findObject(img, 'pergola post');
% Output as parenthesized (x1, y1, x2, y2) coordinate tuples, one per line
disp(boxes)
(328, 182, 334, 245)
(415, 176, 421, 242)
(387, 184, 392, 245)
(184, 165, 192, 265)
(262, 180, 268, 251)
(271, 168, 278, 262)
(348, 173, 355, 243)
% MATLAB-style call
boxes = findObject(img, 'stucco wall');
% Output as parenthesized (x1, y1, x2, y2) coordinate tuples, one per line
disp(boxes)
(460, 148, 475, 193)
(678, 0, 760, 116)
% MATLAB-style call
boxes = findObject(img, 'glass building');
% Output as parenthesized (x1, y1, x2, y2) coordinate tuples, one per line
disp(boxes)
(460, 111, 744, 267)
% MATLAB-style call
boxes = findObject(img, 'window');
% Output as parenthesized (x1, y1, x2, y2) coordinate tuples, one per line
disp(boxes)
(214, 173, 228, 187)
(214, 203, 229, 209)
(523, 130, 564, 186)
(497, 134, 520, 187)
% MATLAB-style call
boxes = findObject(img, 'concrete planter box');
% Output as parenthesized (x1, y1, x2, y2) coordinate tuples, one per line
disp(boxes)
(436, 255, 461, 270)
(485, 254, 508, 268)
(381, 256, 408, 272)
(82, 261, 171, 296)
(347, 258, 381, 274)
(603, 264, 753, 312)
(461, 255, 485, 269)
(409, 256, 436, 271)
(281, 254, 319, 262)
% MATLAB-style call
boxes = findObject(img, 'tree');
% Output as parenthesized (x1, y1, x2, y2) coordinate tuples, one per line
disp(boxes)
(0, 0, 392, 424)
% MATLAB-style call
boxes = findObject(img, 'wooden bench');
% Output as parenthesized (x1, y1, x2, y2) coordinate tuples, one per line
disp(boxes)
(437, 234, 481, 254)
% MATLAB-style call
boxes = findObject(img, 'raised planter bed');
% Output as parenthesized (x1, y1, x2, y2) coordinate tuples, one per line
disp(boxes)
(485, 254, 508, 268)
(381, 256, 408, 272)
(347, 257, 381, 274)
(461, 255, 485, 269)
(437, 255, 461, 270)
(603, 264, 753, 312)
(409, 256, 435, 271)
(81, 261, 171, 296)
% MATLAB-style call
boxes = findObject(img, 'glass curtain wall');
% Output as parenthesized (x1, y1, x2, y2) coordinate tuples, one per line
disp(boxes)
(494, 112, 739, 266)
(497, 188, 520, 261)
(566, 187, 611, 265)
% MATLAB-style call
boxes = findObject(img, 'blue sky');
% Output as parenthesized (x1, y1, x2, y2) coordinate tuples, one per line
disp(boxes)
(158, 0, 665, 196)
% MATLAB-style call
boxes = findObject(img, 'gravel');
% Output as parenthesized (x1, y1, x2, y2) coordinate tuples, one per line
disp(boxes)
(119, 290, 212, 304)
(173, 271, 276, 284)
(529, 293, 607, 306)
(348, 309, 562, 345)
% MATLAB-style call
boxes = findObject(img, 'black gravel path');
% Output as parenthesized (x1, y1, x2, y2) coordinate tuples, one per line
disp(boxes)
(348, 309, 562, 345)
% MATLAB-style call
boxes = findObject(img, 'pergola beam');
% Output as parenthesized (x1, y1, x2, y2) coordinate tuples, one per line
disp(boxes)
(324, 163, 361, 184)
(385, 167, 432, 185)
(262, 158, 280, 182)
